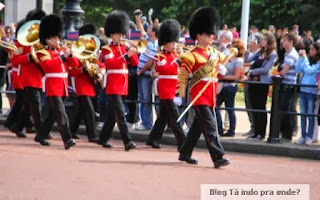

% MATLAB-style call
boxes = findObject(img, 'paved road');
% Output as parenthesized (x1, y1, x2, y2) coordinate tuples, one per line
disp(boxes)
(0, 127, 319, 200)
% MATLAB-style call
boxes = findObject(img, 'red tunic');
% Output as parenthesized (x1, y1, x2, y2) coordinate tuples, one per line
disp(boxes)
(181, 46, 224, 107)
(100, 44, 139, 96)
(155, 51, 179, 100)
(68, 60, 105, 96)
(37, 49, 79, 97)
(10, 42, 43, 88)
(7, 40, 23, 90)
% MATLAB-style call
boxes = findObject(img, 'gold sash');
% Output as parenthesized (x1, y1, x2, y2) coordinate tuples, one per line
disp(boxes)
(190, 58, 219, 89)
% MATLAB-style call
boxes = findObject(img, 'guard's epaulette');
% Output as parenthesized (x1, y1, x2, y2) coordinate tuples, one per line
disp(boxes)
(101, 45, 112, 52)
(179, 51, 195, 66)
(36, 49, 51, 61)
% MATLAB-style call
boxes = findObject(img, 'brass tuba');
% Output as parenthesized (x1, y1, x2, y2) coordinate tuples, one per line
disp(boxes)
(17, 20, 43, 63)
(76, 34, 104, 86)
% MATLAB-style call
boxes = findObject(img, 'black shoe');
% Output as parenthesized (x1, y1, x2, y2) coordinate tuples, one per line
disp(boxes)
(34, 136, 51, 146)
(146, 140, 161, 148)
(26, 127, 36, 133)
(214, 158, 230, 168)
(46, 133, 53, 140)
(71, 133, 80, 139)
(14, 131, 27, 138)
(99, 141, 113, 148)
(221, 132, 235, 137)
(88, 137, 99, 143)
(64, 139, 76, 150)
(125, 141, 136, 151)
(178, 155, 198, 164)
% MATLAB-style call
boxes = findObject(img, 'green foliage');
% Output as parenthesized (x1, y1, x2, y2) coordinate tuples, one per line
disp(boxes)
(54, 0, 319, 34)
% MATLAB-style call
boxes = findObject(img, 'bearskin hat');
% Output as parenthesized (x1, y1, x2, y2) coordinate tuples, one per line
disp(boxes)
(15, 19, 26, 38)
(79, 24, 97, 36)
(104, 10, 129, 37)
(189, 7, 220, 40)
(39, 14, 63, 45)
(26, 9, 46, 21)
(158, 19, 181, 47)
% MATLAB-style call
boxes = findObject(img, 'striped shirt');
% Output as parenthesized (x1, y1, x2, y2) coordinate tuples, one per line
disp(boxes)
(137, 36, 158, 76)
(282, 48, 299, 84)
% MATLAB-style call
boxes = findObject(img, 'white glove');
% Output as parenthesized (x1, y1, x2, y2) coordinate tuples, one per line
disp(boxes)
(173, 97, 182, 106)
(219, 64, 227, 76)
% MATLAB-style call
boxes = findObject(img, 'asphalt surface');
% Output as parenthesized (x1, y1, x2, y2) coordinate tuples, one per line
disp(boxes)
(1, 127, 319, 200)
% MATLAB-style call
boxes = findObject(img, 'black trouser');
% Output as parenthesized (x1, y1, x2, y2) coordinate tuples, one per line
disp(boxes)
(179, 105, 225, 162)
(99, 95, 131, 145)
(24, 87, 42, 134)
(279, 86, 295, 140)
(290, 89, 299, 133)
(248, 83, 269, 138)
(125, 75, 139, 123)
(6, 89, 24, 131)
(244, 83, 255, 132)
(148, 100, 185, 148)
(7, 89, 33, 133)
(37, 96, 71, 142)
(70, 95, 97, 140)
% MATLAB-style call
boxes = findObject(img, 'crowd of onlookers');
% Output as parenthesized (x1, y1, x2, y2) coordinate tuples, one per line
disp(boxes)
(1, 12, 320, 146)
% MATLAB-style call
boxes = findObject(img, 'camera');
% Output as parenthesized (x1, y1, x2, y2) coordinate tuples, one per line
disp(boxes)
(134, 9, 142, 16)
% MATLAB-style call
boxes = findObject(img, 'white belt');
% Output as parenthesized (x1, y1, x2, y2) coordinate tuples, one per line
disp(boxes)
(12, 65, 21, 76)
(106, 69, 128, 75)
(45, 72, 68, 78)
(104, 69, 129, 88)
(202, 77, 218, 82)
(158, 75, 178, 80)
(42, 72, 68, 92)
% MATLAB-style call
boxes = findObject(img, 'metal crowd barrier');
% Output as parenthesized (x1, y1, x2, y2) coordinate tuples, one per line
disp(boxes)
(1, 74, 319, 144)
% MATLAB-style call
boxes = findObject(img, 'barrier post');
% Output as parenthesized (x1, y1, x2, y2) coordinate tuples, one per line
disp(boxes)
(268, 76, 282, 143)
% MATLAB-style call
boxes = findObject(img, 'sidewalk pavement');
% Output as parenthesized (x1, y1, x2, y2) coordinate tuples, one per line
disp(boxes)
(1, 96, 319, 160)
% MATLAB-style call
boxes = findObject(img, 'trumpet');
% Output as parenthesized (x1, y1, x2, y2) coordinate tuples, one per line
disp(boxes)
(121, 38, 148, 54)
(175, 43, 193, 51)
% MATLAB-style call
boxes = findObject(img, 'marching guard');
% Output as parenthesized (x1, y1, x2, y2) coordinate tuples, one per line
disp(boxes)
(34, 14, 79, 149)
(98, 10, 139, 151)
(177, 7, 230, 168)
(5, 19, 28, 138)
(68, 24, 104, 143)
(146, 19, 185, 149)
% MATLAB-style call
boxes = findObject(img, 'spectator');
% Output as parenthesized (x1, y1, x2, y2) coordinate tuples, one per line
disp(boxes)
(302, 30, 314, 53)
(218, 24, 228, 40)
(278, 33, 299, 141)
(242, 33, 263, 136)
(219, 30, 233, 55)
(141, 16, 149, 32)
(292, 24, 299, 35)
(216, 39, 245, 137)
(134, 9, 159, 131)
(245, 32, 278, 140)
(295, 43, 320, 145)
(248, 25, 259, 44)
(232, 27, 239, 39)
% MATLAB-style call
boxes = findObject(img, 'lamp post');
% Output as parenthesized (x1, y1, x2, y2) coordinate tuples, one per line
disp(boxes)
(60, 0, 84, 38)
